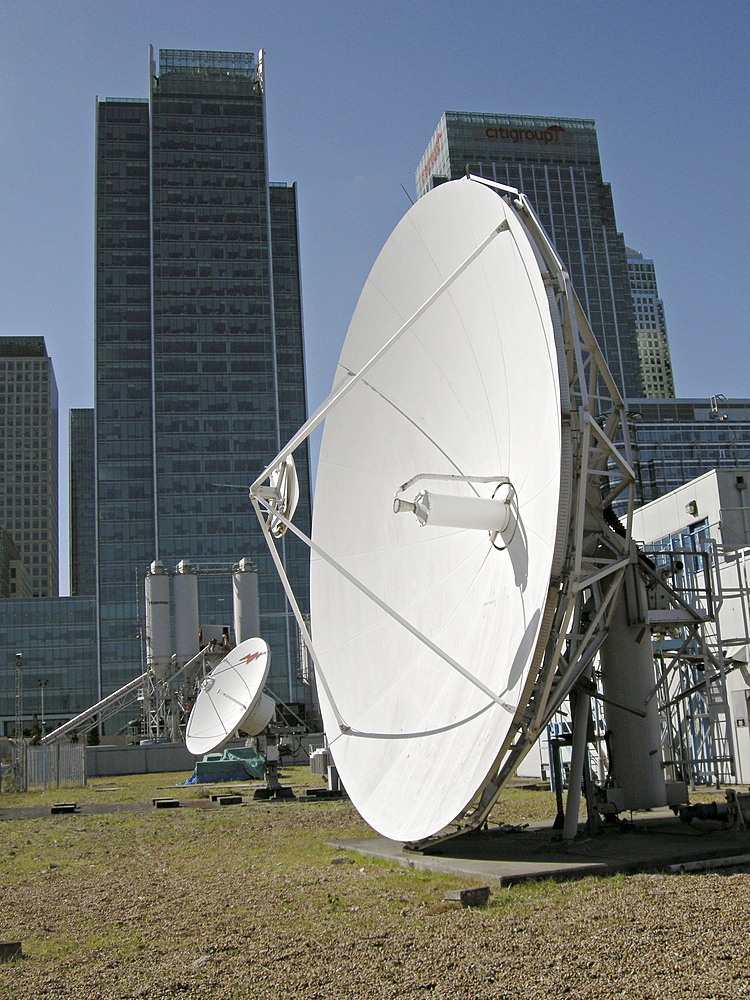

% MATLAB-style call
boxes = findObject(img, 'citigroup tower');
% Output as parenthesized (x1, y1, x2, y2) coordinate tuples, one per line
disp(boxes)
(416, 112, 643, 400)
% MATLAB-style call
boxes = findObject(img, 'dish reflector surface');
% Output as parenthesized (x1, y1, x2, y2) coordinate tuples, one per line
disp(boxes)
(311, 179, 563, 842)
(185, 637, 273, 756)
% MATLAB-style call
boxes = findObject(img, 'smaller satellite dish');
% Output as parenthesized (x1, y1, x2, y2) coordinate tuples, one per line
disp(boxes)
(185, 637, 275, 756)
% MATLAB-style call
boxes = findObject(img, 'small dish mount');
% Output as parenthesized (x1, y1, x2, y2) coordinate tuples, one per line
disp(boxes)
(254, 455, 299, 537)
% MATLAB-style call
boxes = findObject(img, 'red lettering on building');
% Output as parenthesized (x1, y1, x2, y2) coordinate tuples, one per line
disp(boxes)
(420, 131, 443, 184)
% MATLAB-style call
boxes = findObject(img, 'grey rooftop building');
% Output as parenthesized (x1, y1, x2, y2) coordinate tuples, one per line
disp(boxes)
(629, 397, 750, 506)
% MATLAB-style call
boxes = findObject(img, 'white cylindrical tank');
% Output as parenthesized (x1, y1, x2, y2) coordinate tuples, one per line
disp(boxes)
(173, 560, 200, 667)
(145, 561, 172, 678)
(233, 557, 260, 643)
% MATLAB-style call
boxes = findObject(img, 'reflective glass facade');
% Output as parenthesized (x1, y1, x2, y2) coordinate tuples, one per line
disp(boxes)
(69, 408, 96, 596)
(0, 526, 31, 598)
(0, 337, 59, 596)
(0, 597, 98, 735)
(95, 49, 311, 716)
(627, 248, 675, 398)
(416, 113, 643, 398)
(630, 398, 750, 504)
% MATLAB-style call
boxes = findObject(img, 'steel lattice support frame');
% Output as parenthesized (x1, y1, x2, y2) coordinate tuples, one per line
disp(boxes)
(450, 187, 638, 835)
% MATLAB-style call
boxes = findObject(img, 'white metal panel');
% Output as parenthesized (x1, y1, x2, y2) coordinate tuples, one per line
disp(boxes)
(173, 564, 200, 666)
(233, 559, 260, 643)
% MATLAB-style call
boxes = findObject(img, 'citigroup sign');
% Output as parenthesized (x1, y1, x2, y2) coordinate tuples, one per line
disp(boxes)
(480, 124, 566, 144)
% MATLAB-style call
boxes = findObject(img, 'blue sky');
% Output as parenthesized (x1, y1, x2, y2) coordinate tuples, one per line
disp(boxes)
(1, 0, 748, 592)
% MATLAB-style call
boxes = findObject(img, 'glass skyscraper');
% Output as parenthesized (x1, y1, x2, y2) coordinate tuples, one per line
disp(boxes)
(626, 247, 675, 398)
(0, 596, 98, 736)
(95, 49, 311, 718)
(416, 113, 644, 398)
(69, 408, 96, 596)
(0, 337, 59, 597)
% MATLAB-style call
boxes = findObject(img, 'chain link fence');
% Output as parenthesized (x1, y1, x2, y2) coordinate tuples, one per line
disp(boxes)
(13, 744, 86, 791)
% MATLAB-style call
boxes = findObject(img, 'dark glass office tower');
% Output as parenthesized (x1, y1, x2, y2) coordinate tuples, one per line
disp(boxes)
(95, 49, 311, 713)
(69, 408, 96, 596)
(0, 337, 59, 597)
(0, 596, 98, 735)
(416, 113, 644, 398)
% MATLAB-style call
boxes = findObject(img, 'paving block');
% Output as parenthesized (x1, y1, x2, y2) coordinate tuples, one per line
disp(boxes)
(253, 786, 296, 801)
(444, 886, 491, 907)
(0, 942, 22, 963)
(152, 797, 181, 809)
(50, 802, 78, 815)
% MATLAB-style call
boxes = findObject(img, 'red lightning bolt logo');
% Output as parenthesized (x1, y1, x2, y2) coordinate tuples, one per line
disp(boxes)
(238, 651, 263, 664)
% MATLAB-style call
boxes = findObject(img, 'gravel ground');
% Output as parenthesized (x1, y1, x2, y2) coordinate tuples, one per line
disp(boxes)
(1, 796, 749, 999)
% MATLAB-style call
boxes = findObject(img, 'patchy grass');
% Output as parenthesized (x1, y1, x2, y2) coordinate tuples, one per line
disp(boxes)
(1, 773, 748, 998)
(0, 764, 331, 806)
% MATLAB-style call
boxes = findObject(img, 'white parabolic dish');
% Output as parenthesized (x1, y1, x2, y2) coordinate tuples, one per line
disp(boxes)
(185, 637, 274, 756)
(311, 178, 564, 842)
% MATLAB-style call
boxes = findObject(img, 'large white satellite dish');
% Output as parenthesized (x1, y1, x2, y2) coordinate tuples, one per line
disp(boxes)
(250, 176, 639, 844)
(185, 637, 275, 756)
(309, 179, 565, 842)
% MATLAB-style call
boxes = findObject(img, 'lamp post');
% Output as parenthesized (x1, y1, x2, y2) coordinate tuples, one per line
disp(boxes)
(13, 653, 24, 792)
(14, 653, 23, 736)
(38, 679, 49, 737)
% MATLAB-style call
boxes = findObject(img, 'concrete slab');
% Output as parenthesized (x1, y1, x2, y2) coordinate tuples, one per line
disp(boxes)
(50, 802, 78, 815)
(331, 809, 750, 885)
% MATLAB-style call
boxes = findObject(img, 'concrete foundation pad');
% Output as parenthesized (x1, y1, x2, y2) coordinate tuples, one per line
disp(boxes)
(330, 809, 750, 885)
(0, 942, 22, 963)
